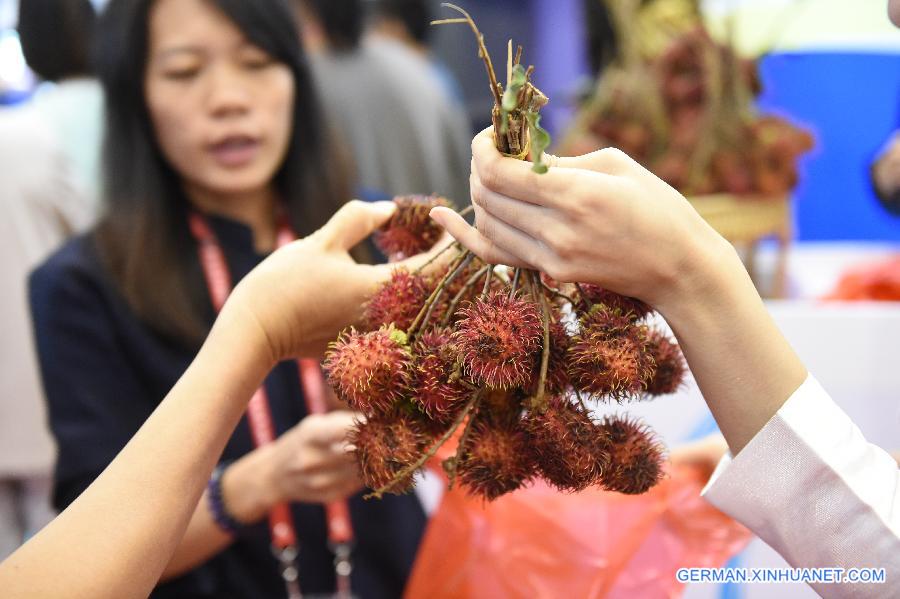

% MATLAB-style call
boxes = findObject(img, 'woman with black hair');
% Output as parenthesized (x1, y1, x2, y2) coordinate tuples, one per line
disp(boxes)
(29, 0, 425, 597)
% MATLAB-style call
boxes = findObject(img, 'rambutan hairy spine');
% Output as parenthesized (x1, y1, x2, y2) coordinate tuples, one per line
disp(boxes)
(457, 416, 535, 500)
(525, 398, 610, 492)
(598, 415, 666, 495)
(645, 331, 687, 396)
(323, 325, 414, 416)
(453, 292, 543, 389)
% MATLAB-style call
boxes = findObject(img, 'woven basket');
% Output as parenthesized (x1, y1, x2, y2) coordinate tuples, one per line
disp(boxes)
(688, 194, 792, 297)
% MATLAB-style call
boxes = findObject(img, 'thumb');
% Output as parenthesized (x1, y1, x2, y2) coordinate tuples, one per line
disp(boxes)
(320, 200, 396, 251)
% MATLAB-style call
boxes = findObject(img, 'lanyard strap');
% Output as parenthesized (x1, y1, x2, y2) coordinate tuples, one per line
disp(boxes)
(189, 212, 354, 597)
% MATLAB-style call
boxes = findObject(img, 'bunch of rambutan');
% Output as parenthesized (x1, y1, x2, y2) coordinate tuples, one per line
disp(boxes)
(323, 195, 688, 501)
(560, 16, 814, 197)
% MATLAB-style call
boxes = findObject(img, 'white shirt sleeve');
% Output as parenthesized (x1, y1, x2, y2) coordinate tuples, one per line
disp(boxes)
(701, 374, 900, 598)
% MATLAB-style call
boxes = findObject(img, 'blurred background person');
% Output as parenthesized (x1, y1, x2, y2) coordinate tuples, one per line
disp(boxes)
(872, 130, 900, 216)
(0, 0, 98, 562)
(0, 105, 80, 563)
(29, 0, 425, 596)
(369, 0, 464, 103)
(296, 0, 471, 205)
(17, 0, 104, 211)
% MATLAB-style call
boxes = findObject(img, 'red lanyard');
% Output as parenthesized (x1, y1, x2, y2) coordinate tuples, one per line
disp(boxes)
(189, 212, 353, 599)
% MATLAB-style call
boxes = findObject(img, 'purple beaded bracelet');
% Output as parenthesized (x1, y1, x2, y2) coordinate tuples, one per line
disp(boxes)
(207, 463, 244, 535)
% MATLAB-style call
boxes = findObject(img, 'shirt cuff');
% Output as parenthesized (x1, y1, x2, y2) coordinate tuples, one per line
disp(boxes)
(701, 373, 818, 501)
(701, 373, 900, 568)
(702, 373, 897, 519)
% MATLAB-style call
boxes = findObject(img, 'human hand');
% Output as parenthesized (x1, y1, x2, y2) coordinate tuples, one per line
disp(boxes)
(224, 200, 444, 365)
(430, 128, 737, 313)
(873, 132, 900, 197)
(263, 411, 363, 505)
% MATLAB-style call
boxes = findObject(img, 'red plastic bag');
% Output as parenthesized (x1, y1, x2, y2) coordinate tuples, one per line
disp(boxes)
(406, 464, 751, 599)
(824, 256, 900, 301)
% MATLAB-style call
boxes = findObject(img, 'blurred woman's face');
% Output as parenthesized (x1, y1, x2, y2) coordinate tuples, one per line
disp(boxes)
(144, 0, 295, 200)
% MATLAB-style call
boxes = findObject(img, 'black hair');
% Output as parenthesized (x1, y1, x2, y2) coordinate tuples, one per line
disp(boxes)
(584, 0, 616, 75)
(93, 0, 353, 346)
(304, 0, 363, 51)
(17, 0, 97, 81)
(374, 0, 431, 45)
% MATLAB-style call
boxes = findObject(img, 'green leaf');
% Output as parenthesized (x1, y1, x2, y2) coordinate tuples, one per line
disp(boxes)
(499, 64, 527, 135)
(527, 111, 552, 174)
(502, 64, 527, 111)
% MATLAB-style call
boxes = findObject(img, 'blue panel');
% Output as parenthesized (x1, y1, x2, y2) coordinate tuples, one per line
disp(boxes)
(531, 0, 589, 136)
(757, 52, 900, 241)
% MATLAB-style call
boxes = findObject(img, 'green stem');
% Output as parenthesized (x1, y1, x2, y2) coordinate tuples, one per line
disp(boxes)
(446, 392, 485, 489)
(480, 264, 495, 297)
(442, 264, 491, 326)
(432, 4, 503, 106)
(407, 250, 469, 339)
(412, 240, 459, 276)
(575, 283, 594, 309)
(530, 271, 551, 411)
(418, 253, 475, 335)
(540, 278, 577, 306)
(366, 390, 482, 499)
(509, 268, 522, 299)
(575, 388, 589, 413)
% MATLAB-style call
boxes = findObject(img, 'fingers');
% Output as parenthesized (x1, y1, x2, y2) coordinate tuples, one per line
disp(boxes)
(292, 461, 362, 502)
(470, 174, 551, 243)
(304, 472, 363, 503)
(301, 411, 357, 447)
(471, 130, 568, 208)
(429, 207, 531, 268)
(472, 203, 558, 270)
(320, 200, 396, 251)
(548, 146, 637, 176)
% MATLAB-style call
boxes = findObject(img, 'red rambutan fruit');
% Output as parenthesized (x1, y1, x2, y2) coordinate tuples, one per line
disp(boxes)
(599, 415, 665, 495)
(323, 325, 413, 416)
(568, 309, 655, 400)
(525, 398, 610, 492)
(577, 284, 653, 321)
(645, 331, 687, 396)
(453, 292, 543, 389)
(457, 417, 534, 500)
(350, 414, 429, 493)
(363, 268, 430, 332)
(374, 194, 452, 259)
(412, 328, 470, 422)
(578, 304, 636, 336)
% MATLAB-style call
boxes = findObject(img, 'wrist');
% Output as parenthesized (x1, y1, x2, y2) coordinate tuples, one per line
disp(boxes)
(212, 298, 279, 371)
(654, 233, 748, 331)
(207, 463, 246, 535)
(219, 445, 281, 524)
